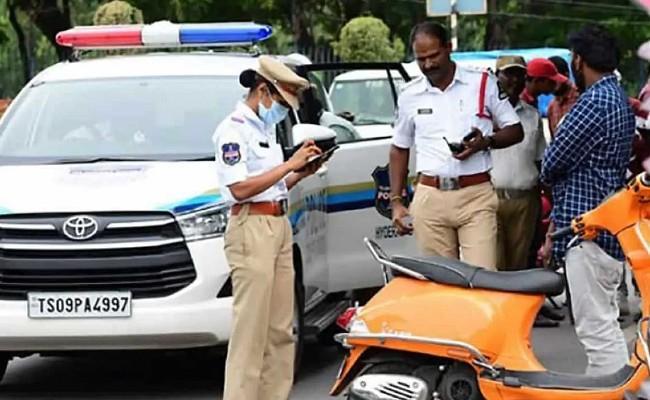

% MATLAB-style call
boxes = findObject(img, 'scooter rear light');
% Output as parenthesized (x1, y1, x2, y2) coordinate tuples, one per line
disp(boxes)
(337, 307, 357, 331)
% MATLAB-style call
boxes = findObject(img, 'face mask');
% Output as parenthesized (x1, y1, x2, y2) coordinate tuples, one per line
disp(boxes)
(259, 97, 289, 126)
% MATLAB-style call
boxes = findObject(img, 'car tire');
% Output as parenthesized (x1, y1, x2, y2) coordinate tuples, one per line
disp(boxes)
(0, 355, 9, 384)
(293, 278, 305, 380)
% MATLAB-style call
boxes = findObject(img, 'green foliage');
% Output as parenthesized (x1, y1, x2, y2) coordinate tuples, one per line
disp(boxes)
(332, 16, 405, 62)
(93, 0, 144, 25)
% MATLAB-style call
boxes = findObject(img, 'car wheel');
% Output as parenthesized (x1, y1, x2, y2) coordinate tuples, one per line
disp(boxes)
(293, 278, 305, 379)
(0, 355, 9, 384)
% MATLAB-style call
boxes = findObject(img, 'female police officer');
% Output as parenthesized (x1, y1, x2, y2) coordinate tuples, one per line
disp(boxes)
(213, 55, 321, 400)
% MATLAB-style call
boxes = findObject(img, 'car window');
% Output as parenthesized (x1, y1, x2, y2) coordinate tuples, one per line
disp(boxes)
(329, 124, 357, 144)
(306, 71, 331, 112)
(0, 76, 245, 163)
(329, 78, 403, 127)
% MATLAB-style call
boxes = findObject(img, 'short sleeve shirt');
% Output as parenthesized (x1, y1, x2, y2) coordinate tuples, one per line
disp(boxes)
(212, 101, 288, 205)
(392, 65, 520, 177)
(491, 101, 546, 190)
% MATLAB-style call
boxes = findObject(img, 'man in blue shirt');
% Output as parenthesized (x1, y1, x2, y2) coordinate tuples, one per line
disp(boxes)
(541, 24, 635, 376)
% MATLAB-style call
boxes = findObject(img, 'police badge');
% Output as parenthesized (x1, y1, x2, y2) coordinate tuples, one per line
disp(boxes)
(372, 164, 410, 220)
(222, 143, 241, 166)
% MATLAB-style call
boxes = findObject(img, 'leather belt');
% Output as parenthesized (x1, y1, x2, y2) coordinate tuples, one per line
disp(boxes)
(418, 172, 491, 191)
(231, 200, 288, 217)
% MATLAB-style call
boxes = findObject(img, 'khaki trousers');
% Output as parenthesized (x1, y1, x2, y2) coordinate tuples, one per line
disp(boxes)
(495, 189, 540, 271)
(410, 181, 498, 270)
(223, 206, 295, 400)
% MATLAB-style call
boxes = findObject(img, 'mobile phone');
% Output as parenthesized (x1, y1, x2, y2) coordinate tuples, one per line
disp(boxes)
(400, 215, 413, 228)
(297, 145, 339, 172)
(462, 130, 480, 142)
(443, 137, 465, 154)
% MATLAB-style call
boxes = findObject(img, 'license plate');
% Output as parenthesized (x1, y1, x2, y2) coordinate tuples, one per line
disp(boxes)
(28, 292, 132, 319)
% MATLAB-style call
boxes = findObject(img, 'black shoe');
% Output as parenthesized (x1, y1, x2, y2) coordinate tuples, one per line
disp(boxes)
(540, 304, 565, 321)
(534, 315, 559, 328)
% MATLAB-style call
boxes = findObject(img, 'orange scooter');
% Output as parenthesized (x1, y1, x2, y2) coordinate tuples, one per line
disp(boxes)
(330, 172, 650, 400)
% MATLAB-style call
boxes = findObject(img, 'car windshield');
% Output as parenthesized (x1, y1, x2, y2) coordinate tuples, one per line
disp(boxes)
(329, 78, 403, 126)
(0, 76, 246, 164)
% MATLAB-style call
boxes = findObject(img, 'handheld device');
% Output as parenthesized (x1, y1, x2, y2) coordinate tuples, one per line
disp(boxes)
(443, 137, 465, 154)
(296, 145, 339, 172)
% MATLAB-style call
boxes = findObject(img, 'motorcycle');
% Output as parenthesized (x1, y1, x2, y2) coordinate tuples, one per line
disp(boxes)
(330, 172, 650, 399)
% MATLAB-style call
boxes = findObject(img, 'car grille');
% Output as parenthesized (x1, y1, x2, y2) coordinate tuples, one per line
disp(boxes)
(0, 212, 195, 300)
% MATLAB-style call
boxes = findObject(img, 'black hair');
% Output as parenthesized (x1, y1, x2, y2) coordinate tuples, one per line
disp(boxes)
(239, 70, 280, 95)
(548, 56, 570, 77)
(409, 21, 449, 46)
(567, 24, 620, 73)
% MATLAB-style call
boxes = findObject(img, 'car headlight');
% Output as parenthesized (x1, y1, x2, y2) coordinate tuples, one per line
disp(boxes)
(176, 204, 229, 241)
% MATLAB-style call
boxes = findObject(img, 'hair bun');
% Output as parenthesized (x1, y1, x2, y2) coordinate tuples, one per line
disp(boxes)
(239, 69, 257, 88)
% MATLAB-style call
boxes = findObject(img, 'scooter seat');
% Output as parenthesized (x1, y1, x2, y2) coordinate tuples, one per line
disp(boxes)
(390, 255, 564, 296)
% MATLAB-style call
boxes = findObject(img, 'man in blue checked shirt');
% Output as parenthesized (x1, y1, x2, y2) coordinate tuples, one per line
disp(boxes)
(540, 25, 635, 376)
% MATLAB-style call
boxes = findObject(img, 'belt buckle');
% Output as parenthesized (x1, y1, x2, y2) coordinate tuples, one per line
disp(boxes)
(439, 177, 460, 191)
(278, 199, 288, 215)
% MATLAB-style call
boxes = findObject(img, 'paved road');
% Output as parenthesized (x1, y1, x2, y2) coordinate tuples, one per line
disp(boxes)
(0, 307, 638, 399)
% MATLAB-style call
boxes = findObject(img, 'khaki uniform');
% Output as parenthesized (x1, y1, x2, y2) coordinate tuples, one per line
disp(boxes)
(393, 66, 520, 270)
(213, 55, 308, 399)
(491, 100, 546, 270)
(223, 208, 294, 399)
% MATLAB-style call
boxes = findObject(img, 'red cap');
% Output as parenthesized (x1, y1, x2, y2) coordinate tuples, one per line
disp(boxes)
(527, 58, 568, 84)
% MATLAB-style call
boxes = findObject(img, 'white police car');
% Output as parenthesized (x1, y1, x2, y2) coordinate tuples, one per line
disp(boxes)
(0, 21, 416, 380)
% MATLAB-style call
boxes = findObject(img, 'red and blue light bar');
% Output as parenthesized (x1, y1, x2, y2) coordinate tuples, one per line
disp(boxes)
(56, 21, 273, 49)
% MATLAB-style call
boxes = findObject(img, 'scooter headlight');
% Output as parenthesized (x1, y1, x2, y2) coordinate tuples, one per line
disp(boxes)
(176, 204, 229, 241)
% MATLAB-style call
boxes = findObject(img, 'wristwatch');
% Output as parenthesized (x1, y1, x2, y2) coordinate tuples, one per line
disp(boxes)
(486, 135, 496, 149)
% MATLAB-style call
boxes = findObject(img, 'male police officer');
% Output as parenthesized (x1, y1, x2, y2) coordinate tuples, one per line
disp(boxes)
(390, 22, 523, 270)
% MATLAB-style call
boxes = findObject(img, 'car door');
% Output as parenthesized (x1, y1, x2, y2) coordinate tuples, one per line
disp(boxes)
(297, 62, 419, 293)
(276, 117, 329, 309)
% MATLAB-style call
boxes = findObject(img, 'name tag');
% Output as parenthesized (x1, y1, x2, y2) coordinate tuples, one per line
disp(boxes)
(417, 108, 433, 115)
(258, 141, 269, 148)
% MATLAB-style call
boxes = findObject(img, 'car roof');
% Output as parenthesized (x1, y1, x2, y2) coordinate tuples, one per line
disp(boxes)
(331, 48, 570, 82)
(451, 47, 571, 71)
(332, 63, 422, 82)
(32, 52, 309, 83)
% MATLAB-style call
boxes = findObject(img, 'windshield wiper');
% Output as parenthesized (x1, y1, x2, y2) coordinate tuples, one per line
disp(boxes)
(355, 118, 391, 125)
(51, 157, 160, 164)
(50, 155, 216, 164)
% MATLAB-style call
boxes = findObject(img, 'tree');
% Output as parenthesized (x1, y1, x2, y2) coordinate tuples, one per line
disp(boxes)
(93, 0, 143, 25)
(332, 16, 405, 62)
(11, 0, 71, 61)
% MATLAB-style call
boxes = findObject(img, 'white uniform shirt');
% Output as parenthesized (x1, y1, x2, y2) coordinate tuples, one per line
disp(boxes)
(213, 101, 288, 205)
(393, 65, 520, 177)
(491, 100, 546, 190)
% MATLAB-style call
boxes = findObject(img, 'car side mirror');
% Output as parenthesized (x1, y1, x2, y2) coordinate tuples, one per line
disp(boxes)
(289, 123, 337, 156)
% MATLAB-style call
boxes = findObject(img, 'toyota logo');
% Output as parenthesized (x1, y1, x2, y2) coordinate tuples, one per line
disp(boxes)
(62, 215, 99, 241)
